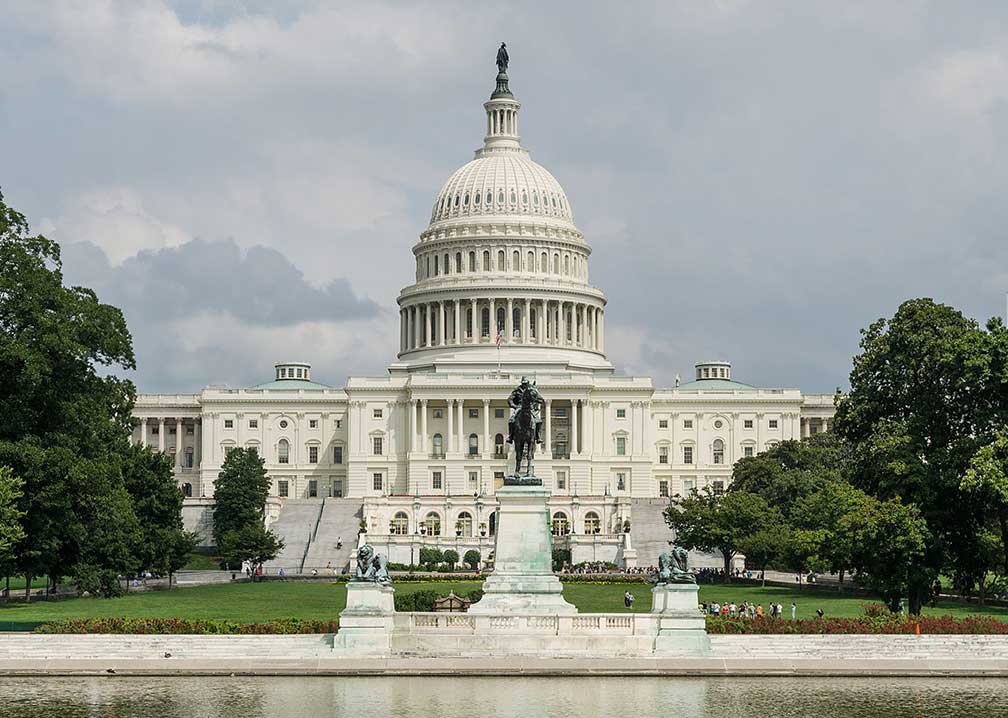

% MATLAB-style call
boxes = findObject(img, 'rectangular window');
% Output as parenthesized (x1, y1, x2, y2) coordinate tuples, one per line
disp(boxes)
(373, 408, 383, 419)
(336, 420, 342, 429)
(373, 437, 383, 455)
(169, 426, 177, 435)
(658, 419, 668, 429)
(278, 480, 289, 498)
(308, 480, 318, 498)
(683, 446, 694, 464)
(494, 408, 505, 419)
(309, 419, 318, 429)
(469, 408, 479, 418)
(713, 480, 725, 495)
(433, 409, 443, 419)
(659, 480, 669, 498)
(249, 419, 258, 429)
(683, 419, 693, 429)
(372, 473, 383, 491)
(468, 471, 478, 486)
(151, 426, 159, 435)
(224, 420, 234, 429)
(616, 437, 626, 456)
(308, 446, 318, 464)
(186, 426, 194, 435)
(554, 407, 567, 418)
(682, 479, 695, 494)
(333, 479, 343, 498)
(744, 446, 754, 458)
(333, 446, 343, 464)
(616, 408, 626, 419)
(744, 419, 753, 429)
(769, 419, 778, 429)
(432, 471, 443, 490)
(658, 446, 668, 464)
(494, 471, 505, 480)
(616, 472, 626, 491)
(556, 471, 566, 490)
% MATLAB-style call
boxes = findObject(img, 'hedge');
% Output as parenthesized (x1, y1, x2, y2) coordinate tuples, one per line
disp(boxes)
(706, 613, 1008, 635)
(34, 617, 339, 634)
(394, 588, 484, 612)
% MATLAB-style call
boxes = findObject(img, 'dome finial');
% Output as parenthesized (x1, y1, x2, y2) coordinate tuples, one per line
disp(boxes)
(492, 42, 513, 99)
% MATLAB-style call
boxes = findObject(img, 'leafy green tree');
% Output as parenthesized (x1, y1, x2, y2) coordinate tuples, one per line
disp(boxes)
(212, 448, 270, 549)
(962, 427, 1008, 575)
(835, 298, 994, 612)
(0, 467, 25, 577)
(735, 527, 783, 586)
(442, 549, 460, 570)
(779, 528, 828, 581)
(790, 480, 872, 588)
(418, 547, 443, 569)
(463, 549, 481, 571)
(120, 444, 197, 585)
(665, 487, 783, 580)
(218, 523, 283, 579)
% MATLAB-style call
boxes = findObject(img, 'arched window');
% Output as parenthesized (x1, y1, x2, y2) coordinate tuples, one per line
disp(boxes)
(468, 433, 479, 456)
(434, 255, 439, 276)
(522, 191, 528, 206)
(512, 307, 521, 337)
(426, 255, 430, 278)
(533, 191, 539, 207)
(530, 308, 537, 338)
(456, 511, 473, 537)
(455, 252, 462, 273)
(713, 439, 725, 464)
(551, 512, 570, 536)
(390, 511, 409, 535)
(498, 190, 504, 204)
(463, 192, 469, 207)
(483, 250, 490, 270)
(444, 254, 449, 274)
(497, 250, 505, 271)
(485, 190, 492, 205)
(512, 250, 520, 269)
(481, 307, 490, 337)
(278, 439, 289, 464)
(185, 446, 194, 468)
(563, 255, 570, 275)
(584, 511, 601, 535)
(182, 483, 193, 498)
(541, 251, 547, 272)
(432, 433, 443, 458)
(553, 253, 559, 273)
(509, 190, 516, 205)
(466, 308, 473, 338)
(494, 433, 505, 456)
(496, 307, 505, 333)
(469, 251, 476, 272)
(527, 250, 534, 269)
(474, 191, 481, 206)
(566, 310, 573, 341)
(423, 511, 441, 536)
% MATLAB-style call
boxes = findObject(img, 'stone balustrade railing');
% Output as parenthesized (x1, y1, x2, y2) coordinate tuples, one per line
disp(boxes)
(393, 612, 658, 637)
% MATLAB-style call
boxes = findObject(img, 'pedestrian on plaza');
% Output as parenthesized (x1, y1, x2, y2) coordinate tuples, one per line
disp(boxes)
(624, 591, 634, 609)
(279, 567, 285, 580)
(791, 602, 797, 620)
(777, 602, 784, 619)
(816, 608, 824, 619)
(756, 604, 764, 618)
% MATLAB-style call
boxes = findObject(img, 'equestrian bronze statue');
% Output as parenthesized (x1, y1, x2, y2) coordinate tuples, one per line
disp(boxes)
(506, 376, 544, 481)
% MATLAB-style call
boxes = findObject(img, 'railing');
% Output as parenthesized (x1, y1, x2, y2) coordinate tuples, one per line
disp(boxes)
(493, 451, 508, 459)
(552, 451, 570, 460)
(430, 452, 446, 460)
(395, 612, 657, 636)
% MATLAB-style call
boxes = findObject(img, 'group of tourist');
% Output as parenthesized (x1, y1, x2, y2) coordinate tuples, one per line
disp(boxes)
(702, 600, 816, 620)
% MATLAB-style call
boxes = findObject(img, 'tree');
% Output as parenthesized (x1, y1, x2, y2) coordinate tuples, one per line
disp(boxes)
(212, 448, 270, 549)
(218, 523, 283, 579)
(419, 547, 443, 570)
(664, 487, 783, 580)
(0, 467, 25, 578)
(790, 479, 872, 588)
(442, 549, 460, 570)
(962, 427, 1008, 576)
(835, 298, 994, 611)
(120, 444, 197, 585)
(735, 528, 783, 586)
(463, 549, 481, 571)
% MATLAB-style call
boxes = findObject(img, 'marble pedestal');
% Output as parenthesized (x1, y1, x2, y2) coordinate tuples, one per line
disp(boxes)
(469, 484, 577, 615)
(651, 583, 711, 655)
(332, 582, 395, 655)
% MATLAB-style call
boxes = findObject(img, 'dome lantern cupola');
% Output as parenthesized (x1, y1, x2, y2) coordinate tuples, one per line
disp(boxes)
(483, 43, 521, 153)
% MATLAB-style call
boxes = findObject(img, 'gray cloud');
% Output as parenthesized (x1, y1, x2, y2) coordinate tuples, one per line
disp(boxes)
(4, 1, 1008, 393)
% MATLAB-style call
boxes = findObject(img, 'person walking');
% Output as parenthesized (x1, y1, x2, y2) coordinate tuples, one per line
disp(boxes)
(624, 590, 635, 609)
(791, 602, 797, 620)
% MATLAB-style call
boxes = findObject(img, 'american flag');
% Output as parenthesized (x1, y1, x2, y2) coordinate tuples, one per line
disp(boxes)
(495, 325, 502, 348)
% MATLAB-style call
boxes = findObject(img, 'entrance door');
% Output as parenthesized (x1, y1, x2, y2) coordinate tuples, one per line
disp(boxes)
(333, 479, 343, 498)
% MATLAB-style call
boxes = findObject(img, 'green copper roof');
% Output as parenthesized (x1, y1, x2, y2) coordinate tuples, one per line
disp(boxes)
(675, 379, 756, 392)
(250, 379, 331, 391)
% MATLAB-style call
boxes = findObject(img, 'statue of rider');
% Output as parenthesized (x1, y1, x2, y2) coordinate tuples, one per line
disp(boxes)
(507, 376, 544, 446)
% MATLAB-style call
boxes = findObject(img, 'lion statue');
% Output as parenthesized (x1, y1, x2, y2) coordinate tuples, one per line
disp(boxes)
(653, 543, 695, 585)
(353, 543, 391, 585)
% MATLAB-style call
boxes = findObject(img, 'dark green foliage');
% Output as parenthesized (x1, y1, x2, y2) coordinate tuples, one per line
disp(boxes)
(212, 448, 270, 549)
(393, 588, 483, 612)
(463, 549, 481, 570)
(418, 547, 443, 569)
(442, 549, 459, 568)
(35, 617, 339, 634)
(552, 547, 571, 571)
(218, 523, 284, 576)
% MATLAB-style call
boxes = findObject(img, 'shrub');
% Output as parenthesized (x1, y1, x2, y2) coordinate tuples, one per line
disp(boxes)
(418, 547, 444, 569)
(463, 549, 481, 570)
(442, 549, 460, 569)
(705, 613, 1008, 635)
(552, 548, 572, 572)
(34, 617, 339, 634)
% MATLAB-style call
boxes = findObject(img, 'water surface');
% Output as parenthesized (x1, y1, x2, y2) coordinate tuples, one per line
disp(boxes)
(0, 676, 1004, 717)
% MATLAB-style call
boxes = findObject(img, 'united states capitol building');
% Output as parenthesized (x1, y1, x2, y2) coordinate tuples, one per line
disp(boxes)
(133, 58, 835, 572)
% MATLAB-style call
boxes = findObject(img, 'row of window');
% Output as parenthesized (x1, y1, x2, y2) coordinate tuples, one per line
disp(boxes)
(417, 248, 585, 281)
(657, 418, 779, 430)
(430, 187, 567, 222)
(225, 444, 343, 465)
(221, 418, 341, 430)
(656, 479, 726, 498)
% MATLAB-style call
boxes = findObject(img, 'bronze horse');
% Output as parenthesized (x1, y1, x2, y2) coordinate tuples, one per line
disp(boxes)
(512, 389, 537, 477)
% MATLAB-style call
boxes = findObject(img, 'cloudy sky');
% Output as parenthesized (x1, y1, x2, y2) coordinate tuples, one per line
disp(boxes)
(3, 1, 1007, 393)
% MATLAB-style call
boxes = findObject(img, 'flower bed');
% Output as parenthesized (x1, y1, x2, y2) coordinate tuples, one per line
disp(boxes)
(706, 613, 1008, 635)
(34, 617, 339, 634)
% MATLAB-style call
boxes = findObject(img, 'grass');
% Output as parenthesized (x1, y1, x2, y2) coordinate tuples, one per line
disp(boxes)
(1, 580, 1007, 624)
(180, 552, 224, 571)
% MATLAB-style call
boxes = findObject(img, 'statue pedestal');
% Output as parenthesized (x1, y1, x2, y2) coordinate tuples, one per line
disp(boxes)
(469, 484, 577, 615)
(332, 582, 395, 655)
(651, 583, 710, 655)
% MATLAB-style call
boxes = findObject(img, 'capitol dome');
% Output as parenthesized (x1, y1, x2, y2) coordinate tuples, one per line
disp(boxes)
(394, 54, 611, 376)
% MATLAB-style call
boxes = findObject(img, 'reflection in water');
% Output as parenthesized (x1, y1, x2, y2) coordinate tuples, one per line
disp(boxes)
(0, 676, 1006, 718)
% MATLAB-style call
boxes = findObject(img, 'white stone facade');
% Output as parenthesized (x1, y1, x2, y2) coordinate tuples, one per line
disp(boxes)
(132, 65, 835, 559)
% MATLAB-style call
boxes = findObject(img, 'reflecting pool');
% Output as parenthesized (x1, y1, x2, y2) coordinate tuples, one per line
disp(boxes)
(0, 675, 1005, 718)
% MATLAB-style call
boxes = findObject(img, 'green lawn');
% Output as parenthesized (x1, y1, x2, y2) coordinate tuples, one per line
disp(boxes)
(1, 580, 1006, 623)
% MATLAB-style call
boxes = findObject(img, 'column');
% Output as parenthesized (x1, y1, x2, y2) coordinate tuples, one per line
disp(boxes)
(538, 300, 546, 344)
(581, 304, 587, 348)
(583, 401, 594, 455)
(506, 298, 513, 342)
(439, 302, 446, 346)
(559, 302, 566, 346)
(158, 418, 165, 452)
(593, 307, 599, 350)
(194, 418, 202, 469)
(599, 309, 605, 353)
(470, 298, 477, 342)
(176, 419, 184, 468)
(544, 400, 552, 455)
(420, 400, 428, 453)
(457, 399, 465, 454)
(140, 418, 148, 447)
(399, 309, 405, 352)
(411, 306, 418, 349)
(447, 399, 455, 453)
(409, 399, 417, 452)
(523, 298, 531, 342)
(572, 400, 580, 456)
(800, 417, 807, 439)
(454, 299, 461, 344)
(483, 399, 491, 458)
(424, 305, 431, 347)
